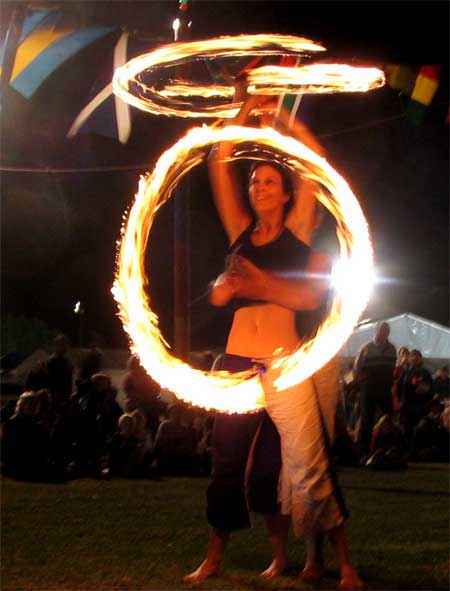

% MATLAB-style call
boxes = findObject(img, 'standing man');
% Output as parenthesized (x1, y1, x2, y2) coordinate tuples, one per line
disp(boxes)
(353, 322, 397, 455)
(399, 349, 433, 447)
(46, 334, 74, 413)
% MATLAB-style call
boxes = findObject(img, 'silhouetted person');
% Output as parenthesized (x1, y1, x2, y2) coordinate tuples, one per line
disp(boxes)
(411, 398, 449, 462)
(77, 343, 103, 382)
(365, 414, 408, 469)
(25, 360, 49, 392)
(108, 414, 142, 477)
(46, 335, 73, 413)
(1, 392, 51, 480)
(399, 350, 433, 447)
(153, 402, 197, 475)
(122, 355, 163, 438)
(73, 373, 122, 475)
(433, 366, 449, 401)
(353, 322, 397, 454)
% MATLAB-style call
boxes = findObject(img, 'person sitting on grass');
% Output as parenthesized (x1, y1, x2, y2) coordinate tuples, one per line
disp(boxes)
(72, 373, 122, 476)
(108, 413, 142, 478)
(411, 398, 449, 462)
(1, 391, 64, 481)
(153, 402, 197, 476)
(365, 414, 408, 469)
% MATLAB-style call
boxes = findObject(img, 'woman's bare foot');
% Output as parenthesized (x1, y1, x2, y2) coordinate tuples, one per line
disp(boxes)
(300, 561, 325, 583)
(338, 566, 364, 590)
(183, 559, 221, 583)
(260, 558, 286, 578)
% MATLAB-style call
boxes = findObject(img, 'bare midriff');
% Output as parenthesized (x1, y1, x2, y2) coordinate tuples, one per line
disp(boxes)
(226, 303, 299, 359)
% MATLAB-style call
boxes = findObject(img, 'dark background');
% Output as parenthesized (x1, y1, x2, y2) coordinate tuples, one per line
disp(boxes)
(1, 0, 449, 354)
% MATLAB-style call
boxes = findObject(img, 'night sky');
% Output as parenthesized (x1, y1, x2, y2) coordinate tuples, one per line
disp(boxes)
(1, 1, 449, 354)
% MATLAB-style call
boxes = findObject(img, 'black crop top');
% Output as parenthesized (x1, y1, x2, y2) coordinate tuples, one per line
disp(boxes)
(227, 224, 312, 310)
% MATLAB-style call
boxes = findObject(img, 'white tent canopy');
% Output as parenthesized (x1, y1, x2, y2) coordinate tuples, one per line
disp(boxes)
(340, 313, 450, 360)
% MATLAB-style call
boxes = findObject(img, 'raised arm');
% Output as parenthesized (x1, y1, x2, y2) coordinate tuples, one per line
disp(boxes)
(208, 95, 266, 244)
(273, 109, 326, 245)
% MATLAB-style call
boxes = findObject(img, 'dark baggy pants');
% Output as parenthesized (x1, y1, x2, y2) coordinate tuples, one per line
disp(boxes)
(206, 354, 281, 531)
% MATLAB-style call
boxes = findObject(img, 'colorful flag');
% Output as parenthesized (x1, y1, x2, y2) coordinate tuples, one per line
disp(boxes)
(385, 63, 418, 96)
(0, 10, 115, 99)
(407, 65, 440, 125)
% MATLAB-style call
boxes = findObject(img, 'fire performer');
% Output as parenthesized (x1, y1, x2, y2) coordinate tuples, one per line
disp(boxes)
(184, 93, 363, 589)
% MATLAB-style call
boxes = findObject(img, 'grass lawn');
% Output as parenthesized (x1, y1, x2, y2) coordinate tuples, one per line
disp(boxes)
(2, 464, 449, 590)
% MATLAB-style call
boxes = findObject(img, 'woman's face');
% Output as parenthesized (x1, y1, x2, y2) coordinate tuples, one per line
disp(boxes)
(398, 348, 409, 364)
(248, 164, 290, 215)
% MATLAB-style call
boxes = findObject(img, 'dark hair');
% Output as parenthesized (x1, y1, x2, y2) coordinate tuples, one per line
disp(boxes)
(248, 161, 294, 201)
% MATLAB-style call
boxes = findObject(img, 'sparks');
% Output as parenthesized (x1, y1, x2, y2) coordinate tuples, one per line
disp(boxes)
(112, 125, 374, 413)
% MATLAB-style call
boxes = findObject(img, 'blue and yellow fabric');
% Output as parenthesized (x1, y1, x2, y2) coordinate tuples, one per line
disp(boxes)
(0, 10, 115, 98)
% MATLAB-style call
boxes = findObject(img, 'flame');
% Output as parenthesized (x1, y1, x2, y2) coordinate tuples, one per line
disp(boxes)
(159, 81, 235, 99)
(112, 125, 373, 413)
(113, 35, 385, 118)
(113, 34, 326, 118)
(247, 64, 386, 94)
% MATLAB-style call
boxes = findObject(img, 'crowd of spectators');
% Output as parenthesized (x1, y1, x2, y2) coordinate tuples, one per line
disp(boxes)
(339, 322, 450, 468)
(2, 329, 448, 483)
(1, 336, 213, 482)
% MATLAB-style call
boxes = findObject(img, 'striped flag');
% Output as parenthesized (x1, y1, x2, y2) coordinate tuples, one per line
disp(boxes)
(67, 32, 132, 144)
(0, 10, 115, 99)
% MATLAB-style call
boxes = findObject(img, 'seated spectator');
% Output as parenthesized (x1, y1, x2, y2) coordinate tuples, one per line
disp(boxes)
(108, 414, 143, 477)
(35, 388, 53, 430)
(1, 391, 61, 481)
(153, 402, 197, 476)
(441, 405, 450, 431)
(411, 398, 449, 462)
(25, 360, 49, 392)
(433, 366, 449, 401)
(365, 414, 408, 469)
(122, 355, 165, 438)
(71, 373, 122, 476)
(130, 408, 154, 465)
(1, 400, 17, 425)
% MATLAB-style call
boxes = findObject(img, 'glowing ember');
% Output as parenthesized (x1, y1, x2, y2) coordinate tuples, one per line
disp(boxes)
(112, 125, 374, 413)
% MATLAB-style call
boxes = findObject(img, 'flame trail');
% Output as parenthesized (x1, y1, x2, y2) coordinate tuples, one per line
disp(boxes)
(113, 35, 385, 118)
(113, 34, 325, 118)
(112, 125, 374, 413)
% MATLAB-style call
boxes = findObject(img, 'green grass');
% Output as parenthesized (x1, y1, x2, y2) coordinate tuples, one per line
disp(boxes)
(2, 464, 449, 590)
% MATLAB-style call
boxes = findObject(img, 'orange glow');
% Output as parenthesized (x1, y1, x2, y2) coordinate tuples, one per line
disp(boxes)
(112, 125, 374, 413)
